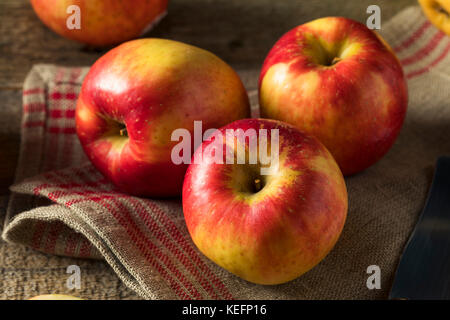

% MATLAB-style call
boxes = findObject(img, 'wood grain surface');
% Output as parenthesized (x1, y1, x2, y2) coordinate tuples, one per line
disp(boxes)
(0, 0, 416, 300)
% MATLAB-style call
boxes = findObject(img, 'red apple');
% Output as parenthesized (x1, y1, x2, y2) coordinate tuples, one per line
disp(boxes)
(76, 39, 250, 197)
(30, 0, 168, 46)
(182, 118, 348, 285)
(259, 17, 408, 175)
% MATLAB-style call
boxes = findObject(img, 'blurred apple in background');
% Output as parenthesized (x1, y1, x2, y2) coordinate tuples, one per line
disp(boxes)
(183, 118, 347, 284)
(30, 0, 168, 46)
(259, 17, 408, 175)
(76, 39, 250, 197)
(419, 0, 450, 36)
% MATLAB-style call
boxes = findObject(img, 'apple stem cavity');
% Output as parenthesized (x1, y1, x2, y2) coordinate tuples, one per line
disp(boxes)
(436, 4, 450, 17)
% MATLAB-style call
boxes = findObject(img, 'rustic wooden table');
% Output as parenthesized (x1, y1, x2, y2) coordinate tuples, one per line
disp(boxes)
(0, 0, 416, 300)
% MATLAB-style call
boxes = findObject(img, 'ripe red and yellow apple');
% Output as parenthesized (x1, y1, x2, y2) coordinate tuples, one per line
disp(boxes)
(30, 0, 168, 46)
(76, 39, 250, 197)
(182, 119, 348, 285)
(419, 0, 450, 36)
(259, 17, 408, 175)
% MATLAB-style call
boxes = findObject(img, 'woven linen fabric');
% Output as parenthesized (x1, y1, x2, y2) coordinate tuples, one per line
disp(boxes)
(2, 6, 450, 299)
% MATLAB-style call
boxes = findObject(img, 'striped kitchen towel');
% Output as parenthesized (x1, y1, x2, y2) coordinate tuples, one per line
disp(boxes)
(3, 6, 450, 299)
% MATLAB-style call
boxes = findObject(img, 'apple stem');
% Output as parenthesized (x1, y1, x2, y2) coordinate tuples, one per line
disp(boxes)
(119, 127, 128, 137)
(331, 57, 342, 65)
(254, 179, 262, 192)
